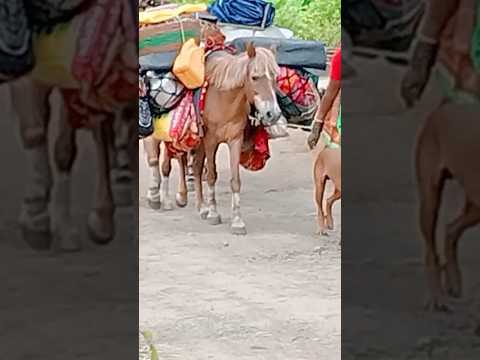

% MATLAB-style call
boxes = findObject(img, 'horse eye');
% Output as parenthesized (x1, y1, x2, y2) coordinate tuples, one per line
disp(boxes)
(252, 76, 260, 81)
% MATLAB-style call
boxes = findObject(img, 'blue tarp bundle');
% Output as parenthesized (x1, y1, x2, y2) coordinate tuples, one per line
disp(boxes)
(209, 0, 275, 28)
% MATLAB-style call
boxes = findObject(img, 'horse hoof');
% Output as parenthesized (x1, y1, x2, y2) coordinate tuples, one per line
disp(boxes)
(20, 226, 52, 251)
(207, 213, 222, 225)
(54, 229, 82, 252)
(113, 183, 133, 207)
(231, 224, 247, 235)
(424, 296, 451, 313)
(162, 201, 174, 211)
(199, 208, 209, 220)
(148, 199, 161, 210)
(175, 193, 188, 208)
(87, 211, 114, 245)
(444, 263, 462, 299)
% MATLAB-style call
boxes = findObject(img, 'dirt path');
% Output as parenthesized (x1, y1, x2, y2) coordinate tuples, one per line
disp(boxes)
(139, 129, 341, 360)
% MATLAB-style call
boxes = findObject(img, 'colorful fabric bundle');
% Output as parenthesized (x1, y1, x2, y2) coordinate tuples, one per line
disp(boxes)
(240, 124, 270, 171)
(275, 67, 319, 125)
(57, 0, 137, 127)
(153, 90, 203, 157)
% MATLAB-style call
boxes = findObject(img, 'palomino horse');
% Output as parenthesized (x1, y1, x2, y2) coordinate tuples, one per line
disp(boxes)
(192, 44, 281, 235)
(10, 77, 136, 252)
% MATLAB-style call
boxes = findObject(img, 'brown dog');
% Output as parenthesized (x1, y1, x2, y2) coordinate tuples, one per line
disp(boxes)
(313, 146, 341, 235)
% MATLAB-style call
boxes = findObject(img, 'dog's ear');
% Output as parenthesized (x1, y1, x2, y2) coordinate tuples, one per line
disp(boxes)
(247, 42, 256, 58)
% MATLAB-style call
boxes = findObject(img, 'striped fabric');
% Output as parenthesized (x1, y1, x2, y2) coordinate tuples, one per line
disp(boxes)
(139, 19, 201, 56)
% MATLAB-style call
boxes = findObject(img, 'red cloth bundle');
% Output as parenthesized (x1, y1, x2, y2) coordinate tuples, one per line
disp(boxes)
(240, 125, 270, 171)
(276, 67, 317, 107)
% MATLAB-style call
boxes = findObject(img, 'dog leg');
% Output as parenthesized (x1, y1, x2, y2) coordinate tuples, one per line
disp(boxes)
(326, 188, 341, 230)
(444, 200, 480, 298)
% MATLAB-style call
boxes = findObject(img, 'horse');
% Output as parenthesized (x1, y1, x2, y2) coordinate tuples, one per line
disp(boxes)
(191, 43, 282, 235)
(9, 0, 136, 252)
(313, 147, 341, 235)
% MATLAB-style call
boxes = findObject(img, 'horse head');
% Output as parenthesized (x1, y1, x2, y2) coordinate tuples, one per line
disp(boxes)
(245, 43, 282, 125)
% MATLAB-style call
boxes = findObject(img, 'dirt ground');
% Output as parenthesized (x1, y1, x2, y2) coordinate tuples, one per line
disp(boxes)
(139, 129, 341, 360)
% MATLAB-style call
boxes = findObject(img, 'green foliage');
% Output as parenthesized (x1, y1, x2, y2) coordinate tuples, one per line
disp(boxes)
(141, 330, 159, 360)
(173, 0, 340, 46)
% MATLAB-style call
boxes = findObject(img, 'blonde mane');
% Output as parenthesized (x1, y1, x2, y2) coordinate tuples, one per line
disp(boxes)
(206, 47, 280, 90)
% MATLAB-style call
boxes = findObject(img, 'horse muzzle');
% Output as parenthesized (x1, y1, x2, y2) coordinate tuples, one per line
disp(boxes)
(256, 101, 282, 126)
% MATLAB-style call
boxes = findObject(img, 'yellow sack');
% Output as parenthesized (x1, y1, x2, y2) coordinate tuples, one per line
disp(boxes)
(153, 113, 173, 142)
(173, 38, 205, 89)
(139, 4, 207, 25)
(31, 20, 81, 88)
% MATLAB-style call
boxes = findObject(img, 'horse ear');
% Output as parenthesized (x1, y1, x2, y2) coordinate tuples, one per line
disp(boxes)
(270, 44, 278, 56)
(247, 42, 256, 58)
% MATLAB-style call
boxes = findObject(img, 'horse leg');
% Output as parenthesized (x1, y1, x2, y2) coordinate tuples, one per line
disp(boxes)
(175, 153, 188, 207)
(205, 140, 221, 225)
(186, 150, 195, 192)
(326, 188, 341, 230)
(444, 200, 480, 298)
(416, 116, 448, 311)
(193, 143, 208, 219)
(143, 136, 161, 209)
(228, 138, 246, 234)
(52, 107, 82, 251)
(87, 120, 115, 244)
(160, 145, 174, 211)
(111, 109, 133, 207)
(11, 79, 53, 250)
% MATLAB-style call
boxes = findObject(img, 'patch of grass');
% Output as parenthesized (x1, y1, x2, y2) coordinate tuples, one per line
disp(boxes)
(141, 330, 159, 360)
(173, 0, 340, 46)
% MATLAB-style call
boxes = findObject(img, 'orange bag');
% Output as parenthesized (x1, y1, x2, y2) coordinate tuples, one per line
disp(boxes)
(173, 38, 205, 89)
